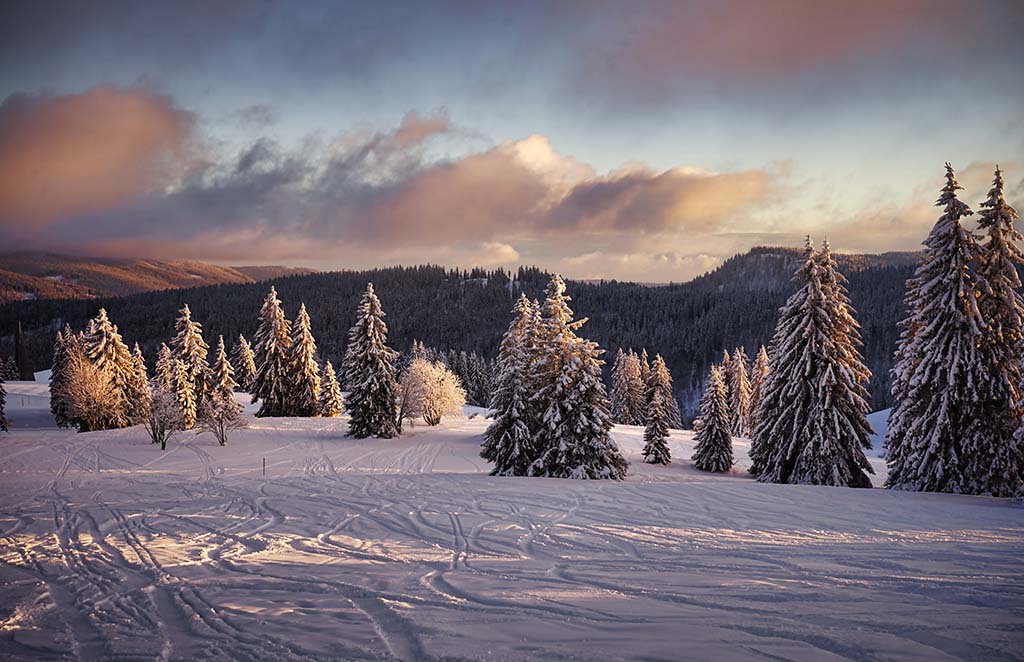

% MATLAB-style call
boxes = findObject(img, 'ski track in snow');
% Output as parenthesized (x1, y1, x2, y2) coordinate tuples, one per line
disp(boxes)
(0, 382, 1022, 661)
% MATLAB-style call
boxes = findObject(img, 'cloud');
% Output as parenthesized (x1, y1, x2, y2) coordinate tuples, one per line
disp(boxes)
(0, 86, 195, 227)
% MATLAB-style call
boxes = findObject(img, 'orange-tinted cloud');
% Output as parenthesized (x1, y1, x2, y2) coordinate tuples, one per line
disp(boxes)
(0, 86, 195, 227)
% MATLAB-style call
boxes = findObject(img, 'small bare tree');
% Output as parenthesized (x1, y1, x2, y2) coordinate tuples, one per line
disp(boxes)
(140, 383, 184, 450)
(197, 395, 248, 446)
(399, 358, 466, 427)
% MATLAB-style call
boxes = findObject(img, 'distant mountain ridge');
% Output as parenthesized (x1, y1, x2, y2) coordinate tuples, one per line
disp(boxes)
(0, 252, 315, 303)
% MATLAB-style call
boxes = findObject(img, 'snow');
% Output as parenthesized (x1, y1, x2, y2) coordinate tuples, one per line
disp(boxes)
(1, 382, 1022, 660)
(867, 408, 891, 457)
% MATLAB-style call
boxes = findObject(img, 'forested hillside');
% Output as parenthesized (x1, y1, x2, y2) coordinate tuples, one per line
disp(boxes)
(0, 247, 918, 417)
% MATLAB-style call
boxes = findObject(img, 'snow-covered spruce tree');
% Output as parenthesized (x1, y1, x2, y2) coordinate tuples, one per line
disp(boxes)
(49, 326, 75, 428)
(642, 390, 671, 465)
(752, 237, 874, 487)
(318, 360, 344, 417)
(646, 354, 682, 430)
(728, 347, 751, 436)
(610, 349, 633, 424)
(887, 164, 1020, 495)
(173, 359, 197, 429)
(748, 345, 770, 432)
(211, 335, 238, 401)
(285, 303, 321, 416)
(2, 357, 16, 381)
(251, 287, 292, 418)
(975, 167, 1024, 493)
(692, 366, 733, 473)
(80, 309, 133, 428)
(817, 240, 872, 392)
(170, 304, 212, 406)
(482, 294, 537, 475)
(344, 283, 399, 438)
(155, 343, 175, 391)
(125, 343, 152, 422)
(529, 275, 628, 479)
(0, 371, 7, 432)
(639, 348, 651, 387)
(231, 334, 257, 392)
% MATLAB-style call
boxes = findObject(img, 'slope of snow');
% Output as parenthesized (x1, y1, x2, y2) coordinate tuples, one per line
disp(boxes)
(867, 408, 891, 457)
(0, 381, 1021, 661)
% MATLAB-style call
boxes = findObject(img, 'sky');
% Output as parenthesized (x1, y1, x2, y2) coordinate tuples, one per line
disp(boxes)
(1, 0, 1022, 282)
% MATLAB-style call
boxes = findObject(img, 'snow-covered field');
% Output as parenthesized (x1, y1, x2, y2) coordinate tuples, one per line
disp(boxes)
(1, 380, 1022, 661)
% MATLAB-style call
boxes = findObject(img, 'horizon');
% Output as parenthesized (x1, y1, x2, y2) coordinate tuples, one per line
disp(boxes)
(1, 1, 1022, 281)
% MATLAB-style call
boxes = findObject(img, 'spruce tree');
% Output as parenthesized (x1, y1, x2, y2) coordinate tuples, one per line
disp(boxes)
(286, 303, 321, 416)
(124, 343, 151, 422)
(748, 345, 770, 432)
(728, 347, 751, 436)
(887, 164, 1020, 495)
(173, 359, 197, 429)
(170, 305, 212, 406)
(642, 389, 671, 465)
(693, 366, 733, 473)
(231, 334, 257, 392)
(975, 167, 1024, 494)
(752, 237, 874, 487)
(81, 309, 132, 427)
(251, 287, 293, 418)
(212, 335, 238, 401)
(155, 343, 175, 392)
(49, 327, 74, 428)
(529, 275, 628, 479)
(482, 294, 537, 475)
(318, 360, 344, 417)
(646, 354, 682, 430)
(344, 283, 400, 438)
(610, 349, 646, 425)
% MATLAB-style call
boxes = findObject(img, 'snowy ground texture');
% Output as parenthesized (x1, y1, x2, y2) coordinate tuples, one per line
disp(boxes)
(1, 380, 1023, 661)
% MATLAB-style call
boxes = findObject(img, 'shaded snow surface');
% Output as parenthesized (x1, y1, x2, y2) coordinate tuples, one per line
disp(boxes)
(0, 382, 1021, 660)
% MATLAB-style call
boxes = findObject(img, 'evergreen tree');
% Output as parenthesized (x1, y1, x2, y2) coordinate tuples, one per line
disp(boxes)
(49, 326, 75, 428)
(693, 366, 733, 472)
(529, 275, 628, 479)
(975, 167, 1024, 492)
(286, 303, 321, 416)
(611, 349, 646, 425)
(1, 357, 16, 381)
(15, 321, 34, 381)
(318, 360, 344, 417)
(646, 354, 682, 430)
(887, 164, 1020, 495)
(211, 335, 238, 401)
(231, 334, 257, 392)
(173, 359, 197, 429)
(482, 294, 537, 475)
(639, 348, 651, 386)
(728, 347, 751, 436)
(251, 287, 293, 417)
(752, 237, 874, 487)
(642, 389, 671, 465)
(748, 345, 770, 432)
(80, 309, 133, 427)
(125, 343, 152, 422)
(0, 371, 7, 432)
(170, 305, 212, 405)
(344, 283, 400, 438)
(155, 343, 175, 391)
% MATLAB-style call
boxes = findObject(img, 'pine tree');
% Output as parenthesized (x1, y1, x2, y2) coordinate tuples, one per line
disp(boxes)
(231, 334, 257, 392)
(211, 335, 238, 401)
(975, 167, 1024, 494)
(170, 305, 212, 406)
(642, 389, 671, 465)
(155, 343, 175, 392)
(286, 303, 321, 416)
(693, 366, 733, 473)
(251, 287, 292, 418)
(49, 326, 75, 428)
(124, 343, 152, 422)
(0, 371, 7, 432)
(639, 348, 651, 387)
(529, 275, 628, 479)
(611, 349, 646, 425)
(80, 309, 132, 427)
(646, 354, 681, 430)
(482, 294, 537, 475)
(748, 345, 770, 432)
(318, 360, 344, 417)
(173, 359, 197, 429)
(887, 164, 1020, 496)
(344, 283, 399, 438)
(728, 347, 751, 436)
(752, 237, 874, 487)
